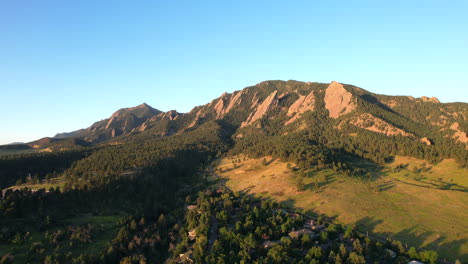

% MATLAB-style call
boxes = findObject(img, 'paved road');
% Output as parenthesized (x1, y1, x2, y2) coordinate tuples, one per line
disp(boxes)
(208, 216, 218, 250)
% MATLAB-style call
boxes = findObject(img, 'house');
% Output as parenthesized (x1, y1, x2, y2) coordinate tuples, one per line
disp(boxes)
(386, 249, 396, 258)
(262, 240, 276, 249)
(176, 250, 193, 264)
(186, 205, 197, 210)
(289, 229, 313, 239)
(304, 219, 315, 228)
(186, 205, 203, 214)
(188, 229, 197, 241)
(311, 224, 325, 231)
(289, 212, 300, 219)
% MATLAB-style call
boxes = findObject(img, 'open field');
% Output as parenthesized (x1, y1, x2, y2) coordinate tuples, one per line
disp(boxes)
(214, 155, 468, 261)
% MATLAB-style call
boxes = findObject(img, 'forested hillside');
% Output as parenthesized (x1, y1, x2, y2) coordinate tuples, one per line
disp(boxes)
(1, 80, 466, 263)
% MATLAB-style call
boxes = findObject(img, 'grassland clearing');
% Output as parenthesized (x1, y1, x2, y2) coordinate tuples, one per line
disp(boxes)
(4, 177, 66, 192)
(214, 155, 468, 261)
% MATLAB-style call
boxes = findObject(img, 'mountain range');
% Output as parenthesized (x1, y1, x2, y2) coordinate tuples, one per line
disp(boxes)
(1, 80, 467, 263)
(19, 80, 467, 152)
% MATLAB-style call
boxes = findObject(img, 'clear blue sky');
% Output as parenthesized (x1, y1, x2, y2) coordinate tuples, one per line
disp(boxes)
(1, 0, 467, 145)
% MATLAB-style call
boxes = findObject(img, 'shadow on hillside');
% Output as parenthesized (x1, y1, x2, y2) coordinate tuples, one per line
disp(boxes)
(393, 178, 468, 193)
(256, 191, 467, 262)
(360, 94, 402, 117)
(354, 216, 467, 262)
(279, 198, 296, 209)
(302, 172, 338, 191)
(230, 181, 467, 261)
(218, 164, 244, 173)
(266, 158, 276, 166)
(209, 176, 229, 187)
(355, 216, 384, 235)
(277, 198, 339, 224)
(376, 181, 396, 191)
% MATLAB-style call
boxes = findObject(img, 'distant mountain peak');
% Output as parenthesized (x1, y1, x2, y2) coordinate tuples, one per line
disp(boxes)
(123, 102, 158, 112)
(136, 102, 152, 108)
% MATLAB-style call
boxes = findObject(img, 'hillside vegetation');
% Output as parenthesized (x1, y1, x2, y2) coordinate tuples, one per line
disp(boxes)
(1, 80, 466, 263)
(214, 155, 468, 261)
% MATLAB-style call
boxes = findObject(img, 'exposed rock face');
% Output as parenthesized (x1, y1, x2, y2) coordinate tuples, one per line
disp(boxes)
(450, 122, 468, 144)
(420, 137, 433, 145)
(79, 103, 163, 142)
(451, 122, 462, 131)
(213, 91, 243, 118)
(214, 98, 225, 117)
(420, 96, 440, 103)
(111, 128, 118, 138)
(134, 110, 180, 132)
(251, 92, 260, 108)
(324, 81, 356, 118)
(285, 91, 315, 125)
(225, 92, 243, 114)
(241, 90, 279, 127)
(348, 113, 413, 137)
(187, 107, 205, 128)
(88, 103, 161, 132)
(157, 110, 180, 121)
(384, 100, 399, 108)
(31, 80, 468, 150)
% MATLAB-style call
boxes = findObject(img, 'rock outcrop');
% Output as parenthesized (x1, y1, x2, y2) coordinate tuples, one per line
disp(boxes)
(324, 81, 356, 118)
(34, 80, 468, 150)
(241, 91, 279, 127)
(420, 137, 433, 145)
(213, 98, 225, 117)
(347, 113, 413, 137)
(420, 96, 440, 103)
(78, 103, 163, 141)
(187, 107, 206, 128)
(285, 91, 316, 125)
(157, 110, 180, 121)
(213, 91, 243, 118)
(450, 122, 468, 144)
(135, 110, 180, 132)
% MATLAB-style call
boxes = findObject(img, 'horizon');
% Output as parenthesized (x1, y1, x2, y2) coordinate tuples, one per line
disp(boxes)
(1, 0, 468, 145)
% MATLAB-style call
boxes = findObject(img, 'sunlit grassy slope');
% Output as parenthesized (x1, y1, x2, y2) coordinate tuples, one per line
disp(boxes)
(214, 155, 468, 261)
(4, 177, 67, 192)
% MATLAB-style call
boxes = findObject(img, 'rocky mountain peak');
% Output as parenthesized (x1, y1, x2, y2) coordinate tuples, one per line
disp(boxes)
(420, 96, 440, 103)
(324, 81, 356, 118)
